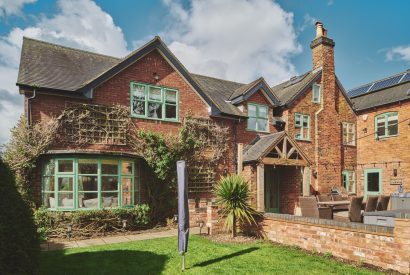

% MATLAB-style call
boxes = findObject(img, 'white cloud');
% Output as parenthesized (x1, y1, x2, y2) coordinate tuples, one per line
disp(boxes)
(161, 0, 302, 85)
(0, 0, 36, 17)
(385, 45, 410, 62)
(0, 0, 128, 146)
(298, 14, 317, 32)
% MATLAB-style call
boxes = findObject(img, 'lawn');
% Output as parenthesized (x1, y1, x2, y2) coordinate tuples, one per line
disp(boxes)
(41, 235, 381, 275)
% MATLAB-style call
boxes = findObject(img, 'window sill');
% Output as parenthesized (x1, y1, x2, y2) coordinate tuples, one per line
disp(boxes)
(343, 144, 356, 148)
(376, 134, 398, 140)
(246, 128, 270, 133)
(130, 115, 180, 123)
(295, 138, 311, 142)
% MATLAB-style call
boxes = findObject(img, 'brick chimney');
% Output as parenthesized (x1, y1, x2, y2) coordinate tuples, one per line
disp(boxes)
(310, 22, 335, 71)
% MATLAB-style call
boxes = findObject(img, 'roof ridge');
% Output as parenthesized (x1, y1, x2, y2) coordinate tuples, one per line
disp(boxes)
(349, 69, 410, 93)
(23, 36, 122, 61)
(190, 73, 245, 86)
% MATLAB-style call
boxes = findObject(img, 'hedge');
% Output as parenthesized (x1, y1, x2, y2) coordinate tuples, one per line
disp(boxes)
(34, 204, 150, 240)
(0, 159, 40, 274)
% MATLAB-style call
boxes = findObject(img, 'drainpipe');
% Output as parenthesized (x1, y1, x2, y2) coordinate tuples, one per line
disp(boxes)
(26, 89, 36, 126)
(314, 79, 324, 191)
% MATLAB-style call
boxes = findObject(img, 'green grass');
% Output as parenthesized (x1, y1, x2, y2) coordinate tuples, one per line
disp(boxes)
(41, 235, 381, 275)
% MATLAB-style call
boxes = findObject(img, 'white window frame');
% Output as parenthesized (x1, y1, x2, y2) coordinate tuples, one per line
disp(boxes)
(342, 122, 356, 146)
(342, 170, 356, 194)
(375, 112, 398, 139)
(312, 83, 321, 103)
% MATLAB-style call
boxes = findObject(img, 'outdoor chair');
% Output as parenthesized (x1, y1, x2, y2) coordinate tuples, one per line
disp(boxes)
(364, 196, 378, 213)
(376, 195, 390, 211)
(316, 194, 331, 202)
(331, 194, 349, 211)
(299, 196, 332, 219)
(333, 196, 364, 223)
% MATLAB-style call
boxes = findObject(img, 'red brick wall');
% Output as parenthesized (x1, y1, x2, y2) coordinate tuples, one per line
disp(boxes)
(356, 101, 410, 196)
(279, 166, 302, 214)
(256, 216, 410, 274)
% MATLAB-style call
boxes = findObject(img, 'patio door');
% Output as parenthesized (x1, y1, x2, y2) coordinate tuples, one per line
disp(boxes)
(264, 166, 280, 213)
(364, 168, 382, 198)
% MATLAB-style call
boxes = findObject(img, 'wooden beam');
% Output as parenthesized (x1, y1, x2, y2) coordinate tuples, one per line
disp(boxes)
(262, 157, 307, 166)
(274, 146, 283, 158)
(237, 143, 243, 174)
(282, 137, 287, 158)
(287, 147, 296, 159)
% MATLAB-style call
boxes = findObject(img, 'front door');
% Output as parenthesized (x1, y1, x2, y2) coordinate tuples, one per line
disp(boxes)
(264, 166, 280, 213)
(364, 168, 382, 198)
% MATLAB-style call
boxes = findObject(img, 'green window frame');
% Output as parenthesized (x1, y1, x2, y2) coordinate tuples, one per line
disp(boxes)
(342, 122, 356, 146)
(312, 83, 321, 103)
(375, 112, 398, 139)
(247, 103, 269, 132)
(342, 170, 356, 194)
(294, 113, 310, 141)
(130, 82, 179, 121)
(42, 157, 140, 210)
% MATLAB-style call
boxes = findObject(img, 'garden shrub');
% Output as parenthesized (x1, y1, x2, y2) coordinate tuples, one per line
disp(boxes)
(34, 204, 150, 239)
(0, 159, 40, 274)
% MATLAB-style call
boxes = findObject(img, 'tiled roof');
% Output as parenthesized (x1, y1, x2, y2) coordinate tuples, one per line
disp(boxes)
(350, 81, 410, 111)
(271, 69, 322, 106)
(17, 37, 120, 91)
(243, 131, 285, 162)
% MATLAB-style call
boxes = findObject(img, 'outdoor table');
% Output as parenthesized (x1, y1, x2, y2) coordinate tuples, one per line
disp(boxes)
(317, 201, 350, 219)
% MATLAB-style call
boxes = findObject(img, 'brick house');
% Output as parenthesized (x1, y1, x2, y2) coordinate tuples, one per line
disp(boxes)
(16, 22, 357, 215)
(348, 70, 410, 198)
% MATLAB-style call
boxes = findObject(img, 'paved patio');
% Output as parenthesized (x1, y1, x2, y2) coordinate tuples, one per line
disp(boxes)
(41, 227, 202, 251)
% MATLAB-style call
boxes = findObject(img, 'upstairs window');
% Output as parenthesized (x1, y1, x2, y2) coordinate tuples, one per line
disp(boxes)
(312, 83, 321, 103)
(130, 82, 178, 121)
(295, 113, 310, 140)
(247, 103, 269, 132)
(375, 112, 398, 139)
(342, 122, 356, 146)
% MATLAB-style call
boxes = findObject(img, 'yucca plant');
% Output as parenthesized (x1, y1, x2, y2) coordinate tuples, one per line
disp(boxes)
(214, 174, 259, 238)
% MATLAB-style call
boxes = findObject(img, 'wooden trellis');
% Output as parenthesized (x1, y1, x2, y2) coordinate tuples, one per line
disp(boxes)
(59, 103, 129, 145)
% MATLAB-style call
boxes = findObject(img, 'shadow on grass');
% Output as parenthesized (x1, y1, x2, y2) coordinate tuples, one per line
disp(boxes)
(193, 247, 259, 267)
(41, 249, 168, 275)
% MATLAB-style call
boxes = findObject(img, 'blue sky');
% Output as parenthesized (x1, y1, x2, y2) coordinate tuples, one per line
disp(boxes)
(0, 0, 409, 144)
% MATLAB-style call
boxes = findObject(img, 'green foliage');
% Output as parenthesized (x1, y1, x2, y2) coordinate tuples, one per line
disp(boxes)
(214, 174, 260, 237)
(0, 159, 40, 274)
(34, 205, 150, 239)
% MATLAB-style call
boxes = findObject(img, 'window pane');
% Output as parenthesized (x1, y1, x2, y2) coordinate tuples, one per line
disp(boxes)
(165, 104, 177, 119)
(148, 102, 163, 118)
(387, 118, 398, 136)
(132, 84, 145, 100)
(132, 100, 145, 116)
(303, 128, 309, 139)
(78, 176, 98, 191)
(258, 106, 268, 118)
(122, 178, 133, 205)
(121, 161, 133, 175)
(101, 193, 118, 208)
(43, 193, 55, 208)
(78, 159, 98, 174)
(248, 117, 257, 130)
(149, 87, 162, 101)
(58, 177, 73, 191)
(295, 115, 301, 127)
(58, 160, 73, 173)
(79, 193, 98, 209)
(43, 176, 55, 192)
(102, 176, 118, 191)
(101, 160, 118, 174)
(367, 172, 380, 192)
(257, 119, 268, 132)
(43, 159, 55, 175)
(377, 122, 385, 137)
(58, 193, 74, 208)
(302, 116, 309, 128)
(248, 105, 256, 117)
(165, 90, 177, 104)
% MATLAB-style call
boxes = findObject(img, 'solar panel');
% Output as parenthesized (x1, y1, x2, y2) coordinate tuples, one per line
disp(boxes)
(401, 73, 410, 83)
(368, 74, 403, 92)
(348, 84, 372, 97)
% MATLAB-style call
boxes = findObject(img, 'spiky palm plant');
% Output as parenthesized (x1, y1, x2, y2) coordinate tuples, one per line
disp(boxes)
(214, 174, 259, 238)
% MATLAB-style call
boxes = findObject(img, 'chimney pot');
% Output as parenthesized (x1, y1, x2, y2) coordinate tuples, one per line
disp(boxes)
(315, 21, 324, 38)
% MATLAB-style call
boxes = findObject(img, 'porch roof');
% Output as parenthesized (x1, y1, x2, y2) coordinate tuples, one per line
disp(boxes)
(243, 131, 311, 166)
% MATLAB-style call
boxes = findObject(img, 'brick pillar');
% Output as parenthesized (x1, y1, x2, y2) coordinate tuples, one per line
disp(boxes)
(206, 201, 224, 235)
(393, 218, 410, 274)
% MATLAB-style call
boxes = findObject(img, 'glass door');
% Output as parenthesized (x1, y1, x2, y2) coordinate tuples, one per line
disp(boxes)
(364, 168, 382, 198)
(264, 166, 280, 213)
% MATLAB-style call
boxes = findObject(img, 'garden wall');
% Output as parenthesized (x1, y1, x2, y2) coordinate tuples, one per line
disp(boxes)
(251, 213, 410, 274)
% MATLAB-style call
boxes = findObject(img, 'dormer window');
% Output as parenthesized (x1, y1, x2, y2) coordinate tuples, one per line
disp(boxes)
(247, 103, 269, 132)
(312, 83, 321, 103)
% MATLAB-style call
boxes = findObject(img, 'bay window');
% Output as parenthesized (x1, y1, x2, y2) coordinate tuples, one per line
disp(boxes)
(42, 157, 139, 210)
(131, 82, 178, 121)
